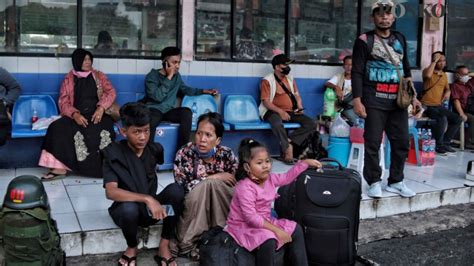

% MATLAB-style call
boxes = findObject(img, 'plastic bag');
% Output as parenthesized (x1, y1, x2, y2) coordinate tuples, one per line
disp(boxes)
(32, 116, 61, 130)
(330, 113, 350, 137)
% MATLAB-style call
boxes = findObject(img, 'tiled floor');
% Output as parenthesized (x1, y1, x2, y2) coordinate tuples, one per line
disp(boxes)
(0, 150, 473, 254)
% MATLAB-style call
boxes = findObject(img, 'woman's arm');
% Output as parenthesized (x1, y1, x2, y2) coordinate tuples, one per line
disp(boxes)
(58, 71, 79, 118)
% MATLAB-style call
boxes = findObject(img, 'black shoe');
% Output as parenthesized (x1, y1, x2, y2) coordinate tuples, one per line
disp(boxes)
(444, 145, 456, 153)
(436, 146, 447, 155)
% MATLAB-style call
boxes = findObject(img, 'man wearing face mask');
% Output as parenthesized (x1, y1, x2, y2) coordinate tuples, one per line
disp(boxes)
(450, 65, 474, 148)
(259, 54, 314, 164)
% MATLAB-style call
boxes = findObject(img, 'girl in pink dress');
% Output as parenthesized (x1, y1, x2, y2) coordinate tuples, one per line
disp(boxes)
(226, 138, 321, 266)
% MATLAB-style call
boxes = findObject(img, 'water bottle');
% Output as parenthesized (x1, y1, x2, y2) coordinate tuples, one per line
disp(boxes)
(427, 129, 432, 141)
(323, 88, 336, 118)
(191, 102, 198, 124)
(429, 139, 436, 166)
(417, 128, 422, 140)
(31, 109, 38, 123)
(443, 100, 449, 109)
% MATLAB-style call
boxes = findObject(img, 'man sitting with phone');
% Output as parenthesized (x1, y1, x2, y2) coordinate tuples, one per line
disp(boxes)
(143, 46, 218, 150)
(103, 102, 184, 266)
(258, 54, 315, 164)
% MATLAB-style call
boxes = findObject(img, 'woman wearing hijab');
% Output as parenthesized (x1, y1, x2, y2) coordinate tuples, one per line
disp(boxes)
(39, 48, 116, 179)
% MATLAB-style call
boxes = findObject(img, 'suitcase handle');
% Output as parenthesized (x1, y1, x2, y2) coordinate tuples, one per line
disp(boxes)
(319, 158, 344, 170)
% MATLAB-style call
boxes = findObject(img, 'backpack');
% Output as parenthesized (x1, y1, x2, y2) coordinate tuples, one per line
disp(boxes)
(294, 130, 328, 160)
(0, 207, 65, 266)
(365, 30, 406, 55)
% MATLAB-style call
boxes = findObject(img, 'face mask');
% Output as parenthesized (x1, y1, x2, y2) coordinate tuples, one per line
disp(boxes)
(194, 146, 216, 159)
(281, 66, 291, 75)
(460, 75, 471, 84)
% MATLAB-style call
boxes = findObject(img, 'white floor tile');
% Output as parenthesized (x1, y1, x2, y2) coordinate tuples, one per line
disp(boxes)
(76, 210, 118, 231)
(52, 212, 81, 233)
(66, 184, 105, 198)
(44, 182, 68, 199)
(49, 197, 74, 214)
(70, 195, 113, 212)
(15, 167, 45, 177)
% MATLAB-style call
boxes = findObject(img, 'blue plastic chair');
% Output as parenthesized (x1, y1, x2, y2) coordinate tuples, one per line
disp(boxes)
(182, 95, 219, 130)
(12, 95, 58, 138)
(223, 95, 301, 130)
(385, 126, 420, 167)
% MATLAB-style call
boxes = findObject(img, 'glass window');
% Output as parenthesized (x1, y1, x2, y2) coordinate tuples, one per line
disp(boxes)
(195, 0, 231, 59)
(361, 0, 420, 67)
(234, 0, 285, 60)
(82, 0, 177, 57)
(290, 0, 357, 64)
(0, 1, 77, 54)
(446, 1, 474, 70)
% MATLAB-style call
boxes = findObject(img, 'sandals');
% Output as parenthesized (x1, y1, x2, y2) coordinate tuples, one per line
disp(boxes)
(118, 254, 137, 266)
(41, 171, 66, 182)
(154, 255, 176, 266)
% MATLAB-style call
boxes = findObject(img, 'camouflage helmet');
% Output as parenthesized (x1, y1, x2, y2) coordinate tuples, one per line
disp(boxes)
(3, 175, 49, 210)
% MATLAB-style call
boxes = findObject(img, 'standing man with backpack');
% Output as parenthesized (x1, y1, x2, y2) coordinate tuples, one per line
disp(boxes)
(352, 0, 421, 198)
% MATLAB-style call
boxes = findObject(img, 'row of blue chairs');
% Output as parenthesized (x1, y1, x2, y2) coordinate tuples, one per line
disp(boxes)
(11, 94, 302, 138)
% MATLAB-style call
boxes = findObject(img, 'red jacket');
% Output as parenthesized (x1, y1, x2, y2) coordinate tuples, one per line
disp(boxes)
(59, 69, 116, 118)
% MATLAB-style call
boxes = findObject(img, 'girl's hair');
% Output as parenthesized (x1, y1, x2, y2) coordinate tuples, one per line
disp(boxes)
(235, 138, 268, 181)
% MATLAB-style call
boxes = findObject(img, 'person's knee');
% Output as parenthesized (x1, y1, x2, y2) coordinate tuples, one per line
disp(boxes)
(116, 202, 140, 223)
(164, 183, 185, 203)
(181, 108, 192, 122)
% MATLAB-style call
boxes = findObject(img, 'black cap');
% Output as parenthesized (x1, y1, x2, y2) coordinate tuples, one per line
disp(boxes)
(271, 54, 294, 68)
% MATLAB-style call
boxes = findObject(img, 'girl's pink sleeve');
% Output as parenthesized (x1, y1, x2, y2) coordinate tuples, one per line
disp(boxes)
(272, 161, 308, 187)
(58, 71, 79, 118)
(235, 181, 265, 228)
(96, 71, 116, 110)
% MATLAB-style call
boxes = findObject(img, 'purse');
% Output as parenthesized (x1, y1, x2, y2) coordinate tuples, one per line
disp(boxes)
(378, 35, 415, 109)
(93, 71, 121, 121)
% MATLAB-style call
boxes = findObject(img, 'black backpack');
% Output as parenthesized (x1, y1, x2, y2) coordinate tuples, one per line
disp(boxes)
(294, 130, 328, 160)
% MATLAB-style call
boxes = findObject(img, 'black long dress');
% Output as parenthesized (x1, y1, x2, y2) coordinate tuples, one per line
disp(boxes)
(42, 74, 115, 178)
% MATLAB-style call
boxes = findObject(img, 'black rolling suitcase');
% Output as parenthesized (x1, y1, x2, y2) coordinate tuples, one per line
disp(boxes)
(275, 159, 361, 265)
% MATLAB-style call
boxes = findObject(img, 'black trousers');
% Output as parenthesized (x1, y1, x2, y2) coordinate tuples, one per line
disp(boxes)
(109, 183, 185, 248)
(149, 107, 192, 150)
(254, 224, 308, 266)
(263, 110, 314, 153)
(0, 102, 9, 146)
(363, 107, 409, 185)
(424, 106, 462, 147)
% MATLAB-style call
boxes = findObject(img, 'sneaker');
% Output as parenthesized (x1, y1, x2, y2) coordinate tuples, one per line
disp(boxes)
(385, 181, 416, 198)
(435, 146, 447, 155)
(443, 145, 456, 154)
(367, 181, 382, 198)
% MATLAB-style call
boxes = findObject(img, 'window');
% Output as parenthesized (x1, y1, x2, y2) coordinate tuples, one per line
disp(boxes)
(0, 1, 77, 54)
(82, 0, 178, 57)
(360, 0, 421, 67)
(195, 0, 231, 59)
(446, 1, 474, 70)
(290, 0, 357, 64)
(0, 0, 178, 57)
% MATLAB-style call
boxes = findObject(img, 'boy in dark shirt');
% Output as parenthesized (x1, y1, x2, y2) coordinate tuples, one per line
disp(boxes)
(103, 102, 183, 266)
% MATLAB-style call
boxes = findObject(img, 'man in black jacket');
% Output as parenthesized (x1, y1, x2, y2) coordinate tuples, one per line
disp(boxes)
(103, 102, 183, 266)
(352, 0, 421, 198)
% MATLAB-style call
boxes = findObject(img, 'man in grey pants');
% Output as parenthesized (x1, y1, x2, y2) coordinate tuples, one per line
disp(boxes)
(0, 67, 21, 146)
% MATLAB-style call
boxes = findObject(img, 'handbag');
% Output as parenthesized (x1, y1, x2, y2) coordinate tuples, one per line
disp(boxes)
(93, 71, 121, 121)
(378, 35, 415, 109)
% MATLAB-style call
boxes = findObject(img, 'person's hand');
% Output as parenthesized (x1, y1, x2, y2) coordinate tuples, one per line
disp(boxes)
(461, 113, 468, 122)
(164, 61, 176, 80)
(412, 98, 422, 111)
(353, 98, 367, 118)
(92, 106, 105, 124)
(72, 112, 88, 127)
(278, 110, 291, 121)
(335, 86, 343, 100)
(274, 228, 292, 244)
(303, 159, 322, 168)
(432, 53, 442, 63)
(203, 89, 218, 96)
(145, 196, 167, 220)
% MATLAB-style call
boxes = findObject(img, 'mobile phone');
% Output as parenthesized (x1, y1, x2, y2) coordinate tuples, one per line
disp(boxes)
(146, 204, 175, 217)
(162, 60, 167, 70)
(294, 108, 305, 113)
